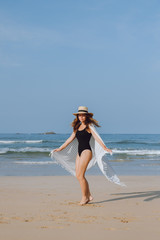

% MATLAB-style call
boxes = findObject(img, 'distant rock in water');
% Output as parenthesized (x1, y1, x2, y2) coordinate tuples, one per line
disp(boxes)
(44, 131, 56, 134)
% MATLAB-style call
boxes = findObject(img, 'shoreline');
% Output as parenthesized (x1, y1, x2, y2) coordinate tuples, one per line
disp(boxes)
(0, 176, 160, 240)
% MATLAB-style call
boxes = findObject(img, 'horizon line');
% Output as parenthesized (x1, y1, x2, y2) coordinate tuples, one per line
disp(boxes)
(0, 132, 160, 135)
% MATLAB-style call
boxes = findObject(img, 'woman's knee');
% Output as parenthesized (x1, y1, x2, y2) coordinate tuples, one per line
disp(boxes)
(76, 172, 84, 181)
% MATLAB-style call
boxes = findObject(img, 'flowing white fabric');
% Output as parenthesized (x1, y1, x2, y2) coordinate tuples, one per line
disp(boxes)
(50, 124, 126, 187)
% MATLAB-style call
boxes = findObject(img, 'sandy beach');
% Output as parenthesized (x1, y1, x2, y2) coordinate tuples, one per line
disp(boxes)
(0, 176, 160, 240)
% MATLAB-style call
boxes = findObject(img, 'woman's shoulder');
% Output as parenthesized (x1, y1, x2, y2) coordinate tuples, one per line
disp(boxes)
(88, 123, 94, 129)
(87, 124, 94, 133)
(88, 124, 98, 133)
(73, 129, 77, 134)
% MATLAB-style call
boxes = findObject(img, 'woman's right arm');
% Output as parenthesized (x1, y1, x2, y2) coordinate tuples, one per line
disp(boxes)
(53, 131, 76, 152)
(89, 127, 112, 154)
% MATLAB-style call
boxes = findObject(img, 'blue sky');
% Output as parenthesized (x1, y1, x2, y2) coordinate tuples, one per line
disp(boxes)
(0, 0, 160, 133)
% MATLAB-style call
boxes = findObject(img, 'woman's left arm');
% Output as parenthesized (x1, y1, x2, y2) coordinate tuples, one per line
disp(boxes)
(89, 127, 112, 154)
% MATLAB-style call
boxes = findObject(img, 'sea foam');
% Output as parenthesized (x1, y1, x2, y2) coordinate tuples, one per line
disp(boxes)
(0, 140, 43, 144)
(113, 149, 160, 155)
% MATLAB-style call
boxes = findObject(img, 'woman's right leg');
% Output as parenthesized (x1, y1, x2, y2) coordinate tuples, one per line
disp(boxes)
(75, 150, 93, 205)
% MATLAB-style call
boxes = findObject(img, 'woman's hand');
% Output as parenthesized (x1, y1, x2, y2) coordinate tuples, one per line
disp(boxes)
(51, 132, 76, 154)
(53, 148, 62, 152)
(104, 146, 112, 154)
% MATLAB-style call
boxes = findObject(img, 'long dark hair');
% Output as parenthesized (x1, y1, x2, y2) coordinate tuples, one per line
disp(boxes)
(71, 114, 100, 132)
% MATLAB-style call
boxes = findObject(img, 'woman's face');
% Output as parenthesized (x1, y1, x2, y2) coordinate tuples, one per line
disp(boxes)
(78, 114, 86, 123)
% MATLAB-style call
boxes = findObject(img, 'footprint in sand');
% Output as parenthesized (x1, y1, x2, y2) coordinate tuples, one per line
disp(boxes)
(24, 217, 34, 222)
(0, 216, 10, 224)
(87, 203, 103, 208)
(11, 216, 23, 221)
(121, 219, 129, 223)
(113, 217, 129, 223)
(40, 225, 64, 229)
(105, 227, 116, 231)
(41, 226, 49, 229)
(0, 220, 9, 224)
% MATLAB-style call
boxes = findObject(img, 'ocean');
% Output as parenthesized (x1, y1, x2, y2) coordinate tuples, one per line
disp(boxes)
(0, 133, 160, 176)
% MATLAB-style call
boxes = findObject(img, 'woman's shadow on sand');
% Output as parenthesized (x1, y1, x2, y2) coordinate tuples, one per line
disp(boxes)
(91, 191, 160, 204)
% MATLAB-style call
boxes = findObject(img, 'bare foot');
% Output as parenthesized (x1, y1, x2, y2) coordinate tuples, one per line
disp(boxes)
(79, 197, 89, 206)
(88, 195, 93, 202)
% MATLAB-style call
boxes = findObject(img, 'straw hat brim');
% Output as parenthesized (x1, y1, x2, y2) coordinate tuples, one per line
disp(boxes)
(73, 112, 93, 117)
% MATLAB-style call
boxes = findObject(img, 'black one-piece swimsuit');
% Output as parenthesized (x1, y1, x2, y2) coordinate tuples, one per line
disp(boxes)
(76, 127, 92, 157)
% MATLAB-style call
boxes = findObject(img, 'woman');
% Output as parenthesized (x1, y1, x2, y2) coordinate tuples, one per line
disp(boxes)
(52, 106, 118, 206)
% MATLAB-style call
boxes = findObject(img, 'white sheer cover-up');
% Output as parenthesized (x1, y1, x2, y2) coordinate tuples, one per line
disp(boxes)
(50, 124, 126, 187)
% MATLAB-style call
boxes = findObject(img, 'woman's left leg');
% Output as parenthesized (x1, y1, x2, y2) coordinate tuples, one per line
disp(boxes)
(76, 150, 92, 205)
